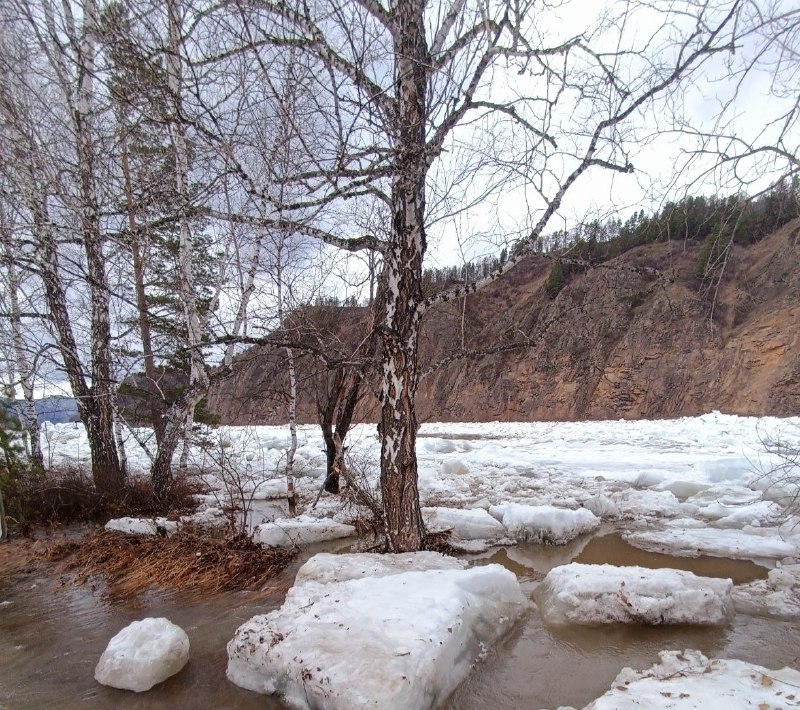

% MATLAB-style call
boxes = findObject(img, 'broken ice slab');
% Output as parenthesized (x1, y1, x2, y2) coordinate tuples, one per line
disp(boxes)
(537, 563, 734, 625)
(251, 515, 355, 547)
(226, 551, 528, 709)
(583, 649, 800, 709)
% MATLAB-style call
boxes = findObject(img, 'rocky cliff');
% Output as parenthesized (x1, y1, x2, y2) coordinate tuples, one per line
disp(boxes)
(207, 219, 800, 424)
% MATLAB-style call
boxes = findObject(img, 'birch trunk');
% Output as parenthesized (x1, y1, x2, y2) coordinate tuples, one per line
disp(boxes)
(285, 341, 298, 515)
(74, 0, 122, 496)
(119, 124, 165, 445)
(378, 0, 428, 552)
(0, 225, 43, 469)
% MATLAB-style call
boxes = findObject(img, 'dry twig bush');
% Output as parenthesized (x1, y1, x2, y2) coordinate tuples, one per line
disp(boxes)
(2, 466, 203, 536)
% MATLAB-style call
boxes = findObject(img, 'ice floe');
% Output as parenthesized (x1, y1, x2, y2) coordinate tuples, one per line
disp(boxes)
(732, 563, 800, 620)
(624, 526, 797, 561)
(251, 515, 355, 547)
(582, 649, 800, 709)
(537, 563, 734, 625)
(422, 506, 509, 541)
(489, 503, 599, 543)
(226, 552, 527, 709)
(104, 517, 178, 537)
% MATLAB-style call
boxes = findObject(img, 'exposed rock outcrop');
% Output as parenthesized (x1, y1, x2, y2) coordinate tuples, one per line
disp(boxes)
(207, 220, 800, 423)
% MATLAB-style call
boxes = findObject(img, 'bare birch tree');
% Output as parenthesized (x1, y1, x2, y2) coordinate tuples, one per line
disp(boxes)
(191, 0, 745, 550)
(0, 2, 124, 496)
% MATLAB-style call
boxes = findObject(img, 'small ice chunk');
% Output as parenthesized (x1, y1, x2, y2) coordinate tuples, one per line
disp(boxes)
(732, 564, 800, 620)
(490, 503, 599, 544)
(584, 649, 800, 709)
(441, 458, 470, 476)
(653, 480, 711, 500)
(180, 507, 227, 528)
(421, 438, 457, 453)
(227, 552, 528, 709)
(249, 478, 290, 500)
(582, 495, 619, 519)
(104, 517, 178, 537)
(95, 618, 189, 692)
(252, 515, 355, 547)
(537, 563, 734, 625)
(612, 489, 683, 518)
(422, 507, 508, 540)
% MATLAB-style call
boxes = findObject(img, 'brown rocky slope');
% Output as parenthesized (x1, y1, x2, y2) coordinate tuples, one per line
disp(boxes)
(207, 219, 800, 424)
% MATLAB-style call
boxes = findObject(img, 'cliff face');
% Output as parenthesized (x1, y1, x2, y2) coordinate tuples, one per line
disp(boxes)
(207, 219, 800, 424)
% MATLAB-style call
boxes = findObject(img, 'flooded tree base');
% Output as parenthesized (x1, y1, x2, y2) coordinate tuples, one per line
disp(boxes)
(44, 530, 297, 598)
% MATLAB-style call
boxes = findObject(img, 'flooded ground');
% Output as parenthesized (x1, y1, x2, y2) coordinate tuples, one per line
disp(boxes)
(0, 536, 351, 710)
(1, 531, 797, 710)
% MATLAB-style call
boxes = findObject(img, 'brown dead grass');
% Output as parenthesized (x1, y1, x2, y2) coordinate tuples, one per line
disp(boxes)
(55, 529, 296, 598)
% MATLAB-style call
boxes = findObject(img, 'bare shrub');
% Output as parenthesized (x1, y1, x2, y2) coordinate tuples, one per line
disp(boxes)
(755, 426, 800, 522)
(1, 464, 202, 536)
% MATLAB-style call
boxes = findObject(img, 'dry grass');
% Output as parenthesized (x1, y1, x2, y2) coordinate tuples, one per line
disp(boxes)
(54, 529, 297, 598)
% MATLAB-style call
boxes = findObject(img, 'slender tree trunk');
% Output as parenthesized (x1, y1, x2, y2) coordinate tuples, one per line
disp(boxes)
(114, 404, 128, 480)
(151, 0, 209, 499)
(35, 193, 122, 496)
(0, 483, 7, 541)
(75, 0, 122, 496)
(285, 341, 297, 515)
(0, 226, 43, 469)
(151, 387, 200, 498)
(378, 0, 428, 552)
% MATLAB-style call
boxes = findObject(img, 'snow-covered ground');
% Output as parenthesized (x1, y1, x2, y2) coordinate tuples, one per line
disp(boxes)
(40, 413, 800, 707)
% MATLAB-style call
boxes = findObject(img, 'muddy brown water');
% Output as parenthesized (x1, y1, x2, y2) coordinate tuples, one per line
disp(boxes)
(2, 532, 797, 710)
(447, 534, 797, 710)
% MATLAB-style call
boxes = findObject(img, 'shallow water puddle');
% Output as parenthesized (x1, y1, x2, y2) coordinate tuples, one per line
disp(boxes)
(574, 533, 769, 584)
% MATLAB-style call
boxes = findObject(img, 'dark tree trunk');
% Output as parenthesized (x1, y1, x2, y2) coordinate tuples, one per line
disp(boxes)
(35, 196, 123, 498)
(150, 383, 207, 501)
(319, 366, 365, 494)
